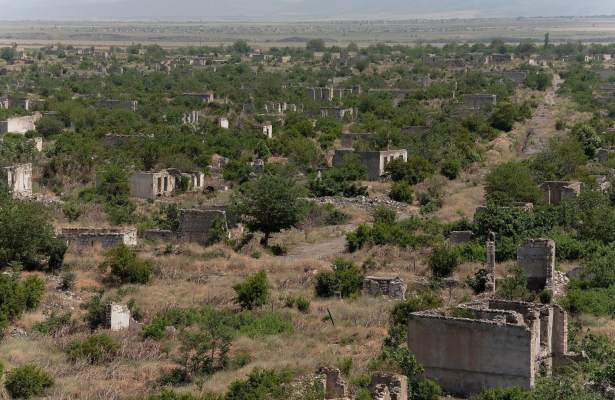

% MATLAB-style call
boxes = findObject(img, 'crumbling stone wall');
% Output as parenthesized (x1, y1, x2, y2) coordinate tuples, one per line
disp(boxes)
(107, 303, 130, 331)
(129, 171, 176, 199)
(60, 227, 137, 248)
(448, 230, 473, 244)
(540, 181, 581, 205)
(1, 163, 32, 198)
(332, 149, 407, 181)
(178, 209, 228, 245)
(316, 367, 348, 399)
(0, 114, 41, 134)
(369, 373, 407, 400)
(143, 229, 175, 242)
(463, 94, 497, 110)
(363, 276, 406, 299)
(517, 239, 555, 291)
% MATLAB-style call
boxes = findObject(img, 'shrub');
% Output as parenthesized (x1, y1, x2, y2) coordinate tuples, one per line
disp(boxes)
(20, 275, 45, 309)
(429, 245, 460, 278)
(539, 289, 553, 304)
(497, 268, 531, 301)
(470, 387, 527, 400)
(295, 296, 310, 313)
(62, 201, 81, 222)
(207, 215, 228, 245)
(440, 159, 461, 180)
(233, 271, 269, 310)
(225, 368, 293, 400)
(81, 293, 108, 330)
(466, 269, 490, 294)
(0, 273, 46, 334)
(5, 364, 54, 399)
(159, 368, 190, 386)
(60, 270, 76, 291)
(66, 334, 119, 364)
(32, 312, 72, 336)
(414, 378, 443, 400)
(389, 181, 413, 203)
(336, 357, 353, 376)
(371, 206, 396, 225)
(100, 245, 154, 285)
(315, 259, 364, 298)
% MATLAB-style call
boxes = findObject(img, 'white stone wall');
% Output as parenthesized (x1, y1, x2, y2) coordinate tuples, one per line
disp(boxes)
(108, 303, 130, 331)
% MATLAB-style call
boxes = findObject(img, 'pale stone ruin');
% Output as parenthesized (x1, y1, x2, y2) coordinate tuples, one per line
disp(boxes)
(369, 373, 408, 400)
(218, 117, 229, 129)
(485, 231, 497, 294)
(60, 227, 138, 249)
(517, 239, 555, 291)
(540, 181, 581, 205)
(320, 107, 358, 121)
(363, 276, 407, 300)
(408, 299, 572, 396)
(1, 163, 32, 198)
(340, 132, 373, 147)
(130, 170, 176, 199)
(97, 99, 138, 112)
(333, 149, 408, 181)
(316, 367, 349, 400)
(107, 303, 130, 331)
(0, 113, 41, 135)
(448, 230, 474, 244)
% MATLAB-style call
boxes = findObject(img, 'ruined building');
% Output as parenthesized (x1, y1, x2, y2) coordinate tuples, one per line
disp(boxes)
(1, 163, 32, 198)
(540, 181, 581, 205)
(517, 239, 555, 291)
(333, 149, 408, 181)
(369, 373, 407, 400)
(408, 299, 571, 396)
(60, 227, 138, 249)
(178, 209, 229, 245)
(463, 94, 497, 110)
(0, 114, 41, 135)
(130, 170, 176, 199)
(363, 276, 407, 300)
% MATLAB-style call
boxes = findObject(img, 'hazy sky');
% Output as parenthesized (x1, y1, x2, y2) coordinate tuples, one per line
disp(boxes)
(2, 0, 615, 20)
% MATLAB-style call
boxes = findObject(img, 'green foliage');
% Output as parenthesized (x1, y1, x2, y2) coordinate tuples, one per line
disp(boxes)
(386, 157, 435, 185)
(35, 116, 64, 137)
(233, 271, 269, 310)
(389, 181, 413, 203)
(143, 390, 222, 400)
(485, 162, 541, 205)
(346, 216, 442, 252)
(100, 245, 154, 285)
(294, 296, 310, 313)
(66, 334, 119, 364)
(233, 174, 307, 245)
(225, 368, 293, 400)
(32, 312, 72, 336)
(388, 291, 442, 345)
(207, 215, 228, 245)
(81, 293, 109, 330)
(524, 71, 553, 91)
(336, 357, 353, 376)
(466, 269, 490, 295)
(179, 315, 233, 376)
(0, 272, 45, 333)
(429, 245, 460, 278)
(96, 164, 136, 225)
(497, 268, 531, 301)
(0, 195, 66, 270)
(315, 259, 364, 298)
(440, 159, 461, 180)
(470, 387, 527, 400)
(5, 364, 54, 399)
(371, 206, 396, 225)
(309, 154, 368, 197)
(62, 201, 82, 222)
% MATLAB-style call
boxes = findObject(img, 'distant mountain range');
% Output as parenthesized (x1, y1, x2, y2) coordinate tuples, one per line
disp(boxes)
(2, 0, 615, 20)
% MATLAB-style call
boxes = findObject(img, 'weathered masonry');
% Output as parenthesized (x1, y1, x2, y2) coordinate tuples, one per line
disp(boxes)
(178, 209, 229, 245)
(463, 94, 497, 110)
(60, 227, 138, 249)
(363, 276, 407, 300)
(333, 149, 408, 181)
(517, 239, 555, 291)
(540, 181, 581, 205)
(1, 163, 32, 198)
(408, 300, 571, 396)
(130, 170, 176, 199)
(0, 114, 41, 135)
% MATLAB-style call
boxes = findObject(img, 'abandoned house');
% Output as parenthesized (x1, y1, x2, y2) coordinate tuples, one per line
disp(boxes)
(218, 117, 229, 129)
(1, 163, 32, 198)
(0, 114, 41, 135)
(182, 92, 215, 103)
(540, 181, 581, 205)
(463, 94, 497, 110)
(448, 230, 474, 244)
(333, 149, 408, 181)
(320, 107, 357, 121)
(129, 170, 176, 199)
(369, 373, 408, 400)
(60, 227, 138, 249)
(363, 276, 407, 300)
(254, 122, 273, 139)
(96, 99, 138, 112)
(340, 132, 373, 147)
(408, 299, 571, 396)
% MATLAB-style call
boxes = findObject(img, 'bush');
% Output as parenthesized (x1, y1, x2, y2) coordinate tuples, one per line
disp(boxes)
(336, 357, 353, 376)
(414, 378, 443, 400)
(371, 206, 396, 225)
(5, 364, 54, 399)
(295, 296, 310, 313)
(66, 334, 119, 364)
(20, 275, 45, 309)
(32, 312, 72, 336)
(466, 269, 490, 294)
(225, 368, 293, 400)
(315, 259, 364, 298)
(62, 201, 81, 222)
(60, 270, 76, 291)
(159, 367, 190, 386)
(233, 271, 269, 310)
(470, 387, 527, 400)
(497, 268, 531, 301)
(440, 159, 461, 180)
(389, 181, 413, 203)
(0, 273, 46, 334)
(81, 293, 108, 330)
(100, 245, 154, 285)
(429, 245, 460, 278)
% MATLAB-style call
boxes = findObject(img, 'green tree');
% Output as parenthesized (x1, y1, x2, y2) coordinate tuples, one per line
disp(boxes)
(5, 364, 53, 399)
(99, 245, 154, 285)
(233, 174, 306, 246)
(306, 39, 326, 52)
(485, 162, 541, 205)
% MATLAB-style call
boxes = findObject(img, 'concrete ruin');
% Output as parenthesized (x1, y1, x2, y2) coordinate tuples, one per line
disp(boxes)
(340, 132, 373, 147)
(316, 367, 349, 400)
(129, 170, 176, 199)
(369, 373, 407, 400)
(540, 181, 581, 205)
(1, 163, 32, 198)
(143, 229, 175, 242)
(320, 107, 358, 121)
(448, 230, 474, 245)
(485, 232, 497, 294)
(97, 99, 138, 112)
(0, 114, 41, 135)
(107, 303, 130, 331)
(333, 149, 408, 181)
(517, 239, 555, 291)
(178, 209, 229, 245)
(408, 300, 571, 396)
(463, 94, 497, 110)
(60, 227, 138, 249)
(363, 276, 407, 300)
